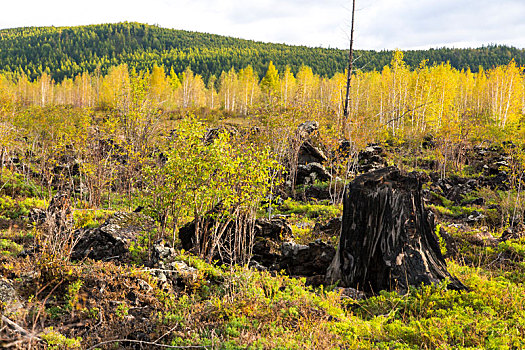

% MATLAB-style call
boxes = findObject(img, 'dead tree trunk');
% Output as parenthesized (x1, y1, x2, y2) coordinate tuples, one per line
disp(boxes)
(342, 0, 356, 124)
(327, 166, 465, 293)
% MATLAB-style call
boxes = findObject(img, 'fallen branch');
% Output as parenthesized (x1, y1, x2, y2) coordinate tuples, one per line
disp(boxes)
(1, 315, 42, 342)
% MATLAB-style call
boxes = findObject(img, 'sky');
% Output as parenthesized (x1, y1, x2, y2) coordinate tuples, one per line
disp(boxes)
(2, 0, 525, 50)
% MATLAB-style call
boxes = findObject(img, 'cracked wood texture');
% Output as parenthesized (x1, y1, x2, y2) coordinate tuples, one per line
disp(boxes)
(327, 166, 466, 293)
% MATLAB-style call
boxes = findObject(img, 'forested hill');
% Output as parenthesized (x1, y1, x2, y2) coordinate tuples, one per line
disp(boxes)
(1, 22, 524, 82)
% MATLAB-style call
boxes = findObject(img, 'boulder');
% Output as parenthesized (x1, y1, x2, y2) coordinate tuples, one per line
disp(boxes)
(251, 218, 292, 268)
(26, 207, 47, 225)
(178, 210, 228, 253)
(431, 176, 479, 205)
(150, 242, 199, 288)
(254, 218, 292, 240)
(336, 140, 353, 159)
(465, 230, 498, 246)
(357, 144, 388, 173)
(296, 162, 331, 185)
(465, 211, 486, 224)
(313, 217, 342, 238)
(300, 183, 332, 201)
(467, 145, 510, 190)
(71, 212, 155, 261)
(327, 166, 466, 293)
(204, 125, 238, 145)
(297, 121, 319, 138)
(280, 239, 335, 278)
(297, 140, 327, 165)
(500, 224, 525, 241)
(0, 279, 23, 314)
(252, 238, 282, 269)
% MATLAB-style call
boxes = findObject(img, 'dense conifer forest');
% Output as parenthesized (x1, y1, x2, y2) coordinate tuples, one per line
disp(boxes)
(1, 22, 525, 82)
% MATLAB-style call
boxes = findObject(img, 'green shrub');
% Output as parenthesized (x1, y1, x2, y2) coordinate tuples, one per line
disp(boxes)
(278, 199, 341, 221)
(0, 238, 23, 256)
(0, 195, 47, 220)
(0, 169, 43, 197)
(41, 327, 82, 349)
(73, 209, 113, 229)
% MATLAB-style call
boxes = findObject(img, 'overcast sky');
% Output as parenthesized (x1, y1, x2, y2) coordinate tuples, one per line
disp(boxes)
(2, 0, 525, 50)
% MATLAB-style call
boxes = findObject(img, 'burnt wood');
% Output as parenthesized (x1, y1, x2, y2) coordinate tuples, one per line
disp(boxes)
(327, 166, 466, 293)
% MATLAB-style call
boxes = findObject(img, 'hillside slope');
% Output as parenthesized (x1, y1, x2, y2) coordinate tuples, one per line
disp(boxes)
(1, 22, 524, 81)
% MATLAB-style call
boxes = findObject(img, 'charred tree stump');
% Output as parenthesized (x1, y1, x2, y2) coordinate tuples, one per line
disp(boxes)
(327, 166, 465, 293)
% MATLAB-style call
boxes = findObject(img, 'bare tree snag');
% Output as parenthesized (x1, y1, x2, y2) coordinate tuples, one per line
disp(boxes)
(342, 0, 356, 124)
(327, 166, 466, 293)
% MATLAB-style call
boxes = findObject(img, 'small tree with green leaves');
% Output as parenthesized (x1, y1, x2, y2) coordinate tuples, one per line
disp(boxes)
(144, 117, 277, 264)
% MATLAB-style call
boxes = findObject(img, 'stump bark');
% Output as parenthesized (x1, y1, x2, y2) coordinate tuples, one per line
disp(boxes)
(327, 166, 465, 293)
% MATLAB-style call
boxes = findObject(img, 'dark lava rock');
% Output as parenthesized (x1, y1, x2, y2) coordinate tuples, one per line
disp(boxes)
(336, 140, 353, 159)
(71, 212, 155, 261)
(313, 217, 342, 238)
(297, 140, 328, 165)
(466, 145, 510, 190)
(465, 230, 498, 247)
(465, 211, 486, 223)
(252, 238, 282, 269)
(179, 215, 293, 267)
(300, 183, 332, 201)
(0, 278, 23, 314)
(422, 135, 436, 149)
(150, 242, 199, 288)
(255, 218, 292, 240)
(26, 207, 47, 225)
(357, 144, 388, 173)
(500, 225, 525, 241)
(204, 125, 239, 145)
(178, 209, 228, 253)
(296, 162, 331, 185)
(297, 120, 319, 137)
(280, 239, 335, 277)
(428, 176, 480, 205)
(251, 218, 292, 268)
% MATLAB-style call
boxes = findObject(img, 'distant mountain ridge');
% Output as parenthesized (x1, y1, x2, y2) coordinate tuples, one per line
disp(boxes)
(1, 22, 524, 82)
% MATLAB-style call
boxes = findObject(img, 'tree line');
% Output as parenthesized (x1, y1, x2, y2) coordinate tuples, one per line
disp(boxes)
(1, 53, 523, 134)
(1, 22, 525, 83)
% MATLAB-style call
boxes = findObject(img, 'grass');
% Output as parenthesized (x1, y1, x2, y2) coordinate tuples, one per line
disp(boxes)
(0, 195, 47, 220)
(277, 199, 342, 221)
(1, 237, 523, 349)
(0, 238, 23, 256)
(274, 199, 342, 244)
(72, 208, 114, 229)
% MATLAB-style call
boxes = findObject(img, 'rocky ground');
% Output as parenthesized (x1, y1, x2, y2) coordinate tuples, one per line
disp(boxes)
(0, 134, 524, 348)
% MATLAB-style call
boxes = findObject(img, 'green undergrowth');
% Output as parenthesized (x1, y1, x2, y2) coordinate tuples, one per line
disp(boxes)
(73, 208, 114, 229)
(156, 252, 525, 349)
(278, 199, 341, 220)
(429, 192, 478, 218)
(0, 238, 23, 256)
(275, 199, 342, 244)
(0, 196, 47, 220)
(1, 228, 525, 348)
(0, 169, 44, 198)
(351, 261, 525, 349)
